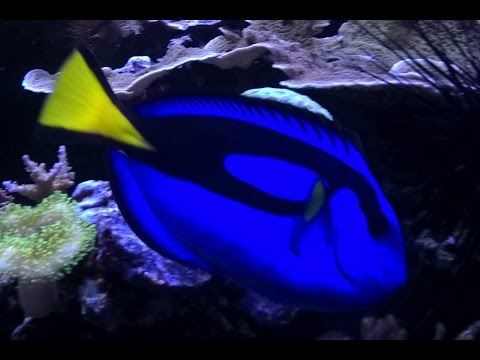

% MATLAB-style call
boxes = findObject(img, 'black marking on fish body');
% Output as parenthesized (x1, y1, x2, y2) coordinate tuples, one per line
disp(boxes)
(290, 223, 305, 257)
(311, 122, 324, 141)
(265, 106, 280, 123)
(123, 103, 390, 238)
(295, 115, 309, 134)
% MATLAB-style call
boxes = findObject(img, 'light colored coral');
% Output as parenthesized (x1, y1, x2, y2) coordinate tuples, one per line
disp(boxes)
(161, 20, 221, 31)
(0, 188, 13, 210)
(240, 20, 477, 94)
(455, 320, 480, 340)
(17, 280, 60, 318)
(116, 20, 143, 37)
(3, 146, 75, 202)
(241, 87, 334, 120)
(22, 69, 60, 94)
(0, 191, 96, 318)
(433, 323, 446, 340)
(361, 314, 407, 340)
(22, 32, 268, 100)
(389, 58, 464, 84)
(0, 191, 96, 283)
(24, 20, 477, 101)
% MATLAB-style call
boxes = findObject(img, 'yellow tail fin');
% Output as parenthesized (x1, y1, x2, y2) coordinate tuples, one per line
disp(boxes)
(39, 48, 153, 150)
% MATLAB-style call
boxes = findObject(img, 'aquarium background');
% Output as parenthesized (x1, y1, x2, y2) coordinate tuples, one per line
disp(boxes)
(0, 20, 479, 340)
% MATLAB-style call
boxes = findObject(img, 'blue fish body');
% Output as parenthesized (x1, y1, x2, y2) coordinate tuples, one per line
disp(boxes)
(37, 49, 407, 311)
(107, 95, 407, 311)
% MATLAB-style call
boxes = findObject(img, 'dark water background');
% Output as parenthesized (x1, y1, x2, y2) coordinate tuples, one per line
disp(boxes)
(0, 21, 107, 193)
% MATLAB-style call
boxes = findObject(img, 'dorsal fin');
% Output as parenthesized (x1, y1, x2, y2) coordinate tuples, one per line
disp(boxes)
(134, 94, 371, 178)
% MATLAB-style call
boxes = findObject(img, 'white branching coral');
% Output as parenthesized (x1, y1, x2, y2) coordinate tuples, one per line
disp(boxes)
(3, 146, 75, 202)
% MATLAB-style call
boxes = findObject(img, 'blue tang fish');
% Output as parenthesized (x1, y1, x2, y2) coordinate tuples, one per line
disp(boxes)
(37, 48, 406, 311)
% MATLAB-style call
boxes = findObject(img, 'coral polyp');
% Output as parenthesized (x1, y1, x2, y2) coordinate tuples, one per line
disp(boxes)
(0, 191, 96, 283)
